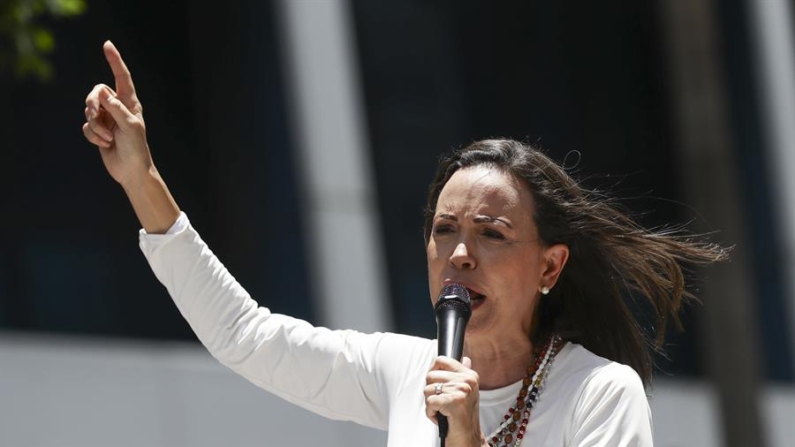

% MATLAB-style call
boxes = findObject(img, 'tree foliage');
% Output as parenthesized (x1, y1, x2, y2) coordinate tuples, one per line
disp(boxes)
(0, 0, 86, 81)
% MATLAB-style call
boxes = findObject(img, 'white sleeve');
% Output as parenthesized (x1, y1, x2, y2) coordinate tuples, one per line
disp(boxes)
(567, 363, 654, 447)
(138, 213, 406, 430)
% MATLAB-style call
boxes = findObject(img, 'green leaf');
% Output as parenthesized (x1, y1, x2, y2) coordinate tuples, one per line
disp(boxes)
(47, 0, 86, 16)
(0, 0, 87, 81)
(16, 51, 52, 81)
(32, 27, 53, 52)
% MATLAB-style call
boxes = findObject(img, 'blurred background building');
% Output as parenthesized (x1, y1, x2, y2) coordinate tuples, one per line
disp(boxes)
(1, 0, 793, 446)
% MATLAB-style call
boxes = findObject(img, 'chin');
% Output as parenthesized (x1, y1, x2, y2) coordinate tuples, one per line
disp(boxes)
(464, 322, 488, 339)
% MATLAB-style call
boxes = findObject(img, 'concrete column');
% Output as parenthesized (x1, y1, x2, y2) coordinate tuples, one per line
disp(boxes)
(658, 1, 766, 446)
(275, 0, 392, 332)
(748, 0, 795, 371)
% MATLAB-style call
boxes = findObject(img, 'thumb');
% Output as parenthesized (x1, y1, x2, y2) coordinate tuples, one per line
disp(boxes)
(462, 356, 472, 369)
(98, 88, 137, 132)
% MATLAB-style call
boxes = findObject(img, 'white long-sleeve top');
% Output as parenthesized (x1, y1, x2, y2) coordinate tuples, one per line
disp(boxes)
(139, 213, 653, 446)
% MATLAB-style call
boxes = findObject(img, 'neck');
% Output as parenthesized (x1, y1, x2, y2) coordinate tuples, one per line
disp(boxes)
(463, 335, 535, 390)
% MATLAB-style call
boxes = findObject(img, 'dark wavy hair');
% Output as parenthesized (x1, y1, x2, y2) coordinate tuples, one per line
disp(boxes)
(424, 139, 728, 385)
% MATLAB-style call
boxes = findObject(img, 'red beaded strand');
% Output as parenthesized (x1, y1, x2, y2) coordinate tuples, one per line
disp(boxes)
(486, 335, 564, 447)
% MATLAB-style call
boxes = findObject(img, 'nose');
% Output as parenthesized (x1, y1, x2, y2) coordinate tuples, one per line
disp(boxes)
(450, 241, 476, 270)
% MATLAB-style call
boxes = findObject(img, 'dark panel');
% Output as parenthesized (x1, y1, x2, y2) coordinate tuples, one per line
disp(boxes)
(1, 0, 313, 339)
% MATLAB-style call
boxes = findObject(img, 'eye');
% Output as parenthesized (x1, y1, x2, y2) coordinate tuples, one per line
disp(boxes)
(433, 224, 455, 235)
(482, 228, 506, 240)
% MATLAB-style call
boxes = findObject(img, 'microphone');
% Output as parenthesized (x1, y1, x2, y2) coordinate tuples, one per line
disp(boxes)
(434, 283, 472, 442)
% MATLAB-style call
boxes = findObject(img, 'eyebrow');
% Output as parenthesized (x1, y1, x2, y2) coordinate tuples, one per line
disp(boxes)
(435, 213, 514, 229)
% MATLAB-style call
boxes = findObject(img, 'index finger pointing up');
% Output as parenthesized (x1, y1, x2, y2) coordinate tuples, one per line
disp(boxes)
(102, 40, 136, 100)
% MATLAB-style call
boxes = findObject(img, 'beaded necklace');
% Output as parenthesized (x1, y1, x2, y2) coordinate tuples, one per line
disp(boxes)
(486, 334, 564, 447)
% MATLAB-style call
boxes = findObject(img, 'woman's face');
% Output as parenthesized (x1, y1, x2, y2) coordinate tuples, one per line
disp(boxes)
(426, 165, 567, 342)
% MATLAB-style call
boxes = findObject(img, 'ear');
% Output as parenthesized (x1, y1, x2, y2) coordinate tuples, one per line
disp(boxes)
(540, 243, 569, 289)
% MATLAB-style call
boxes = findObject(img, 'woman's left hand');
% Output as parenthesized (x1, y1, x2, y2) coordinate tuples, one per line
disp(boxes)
(425, 356, 488, 447)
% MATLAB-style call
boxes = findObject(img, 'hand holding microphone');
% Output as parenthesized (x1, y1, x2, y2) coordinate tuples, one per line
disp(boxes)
(425, 284, 484, 446)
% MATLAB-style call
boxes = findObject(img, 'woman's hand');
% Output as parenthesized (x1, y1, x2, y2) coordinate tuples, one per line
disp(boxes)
(81, 41, 180, 234)
(425, 356, 488, 447)
(82, 40, 152, 190)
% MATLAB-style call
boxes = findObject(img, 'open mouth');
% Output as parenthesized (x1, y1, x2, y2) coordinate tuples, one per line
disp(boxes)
(467, 288, 486, 308)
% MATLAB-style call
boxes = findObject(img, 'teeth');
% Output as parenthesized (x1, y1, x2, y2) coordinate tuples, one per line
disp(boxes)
(462, 287, 485, 301)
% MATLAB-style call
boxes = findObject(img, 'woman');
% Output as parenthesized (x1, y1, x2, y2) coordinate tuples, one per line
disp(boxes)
(82, 41, 726, 446)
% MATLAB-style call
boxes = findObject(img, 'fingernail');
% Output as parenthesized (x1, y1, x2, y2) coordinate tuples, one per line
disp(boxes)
(89, 107, 97, 119)
(101, 129, 113, 141)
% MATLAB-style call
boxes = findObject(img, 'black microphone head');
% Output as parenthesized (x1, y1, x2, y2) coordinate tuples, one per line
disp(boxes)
(434, 283, 472, 317)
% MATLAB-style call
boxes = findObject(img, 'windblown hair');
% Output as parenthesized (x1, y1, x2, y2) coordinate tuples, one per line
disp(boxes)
(424, 139, 728, 385)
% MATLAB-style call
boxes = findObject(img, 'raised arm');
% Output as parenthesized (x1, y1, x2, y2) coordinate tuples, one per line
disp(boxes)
(82, 41, 180, 234)
(79, 41, 403, 430)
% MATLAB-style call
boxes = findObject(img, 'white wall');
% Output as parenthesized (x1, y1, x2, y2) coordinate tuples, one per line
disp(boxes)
(0, 332, 385, 447)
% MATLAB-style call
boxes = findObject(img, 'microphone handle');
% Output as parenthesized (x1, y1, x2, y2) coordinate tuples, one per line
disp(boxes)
(436, 309, 469, 441)
(438, 309, 468, 361)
